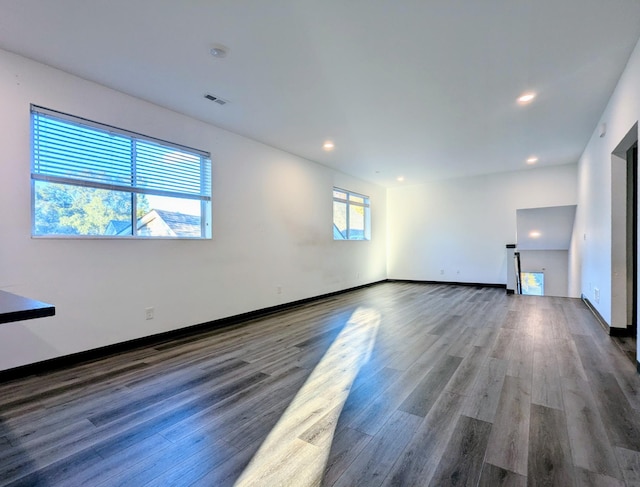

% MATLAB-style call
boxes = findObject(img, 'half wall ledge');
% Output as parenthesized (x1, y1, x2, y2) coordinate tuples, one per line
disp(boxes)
(0, 290, 55, 325)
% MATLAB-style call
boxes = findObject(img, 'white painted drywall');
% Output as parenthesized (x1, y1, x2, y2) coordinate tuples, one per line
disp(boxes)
(570, 35, 640, 332)
(0, 49, 387, 371)
(518, 250, 569, 297)
(387, 164, 578, 286)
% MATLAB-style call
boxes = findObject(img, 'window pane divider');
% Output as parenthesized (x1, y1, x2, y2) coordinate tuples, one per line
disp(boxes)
(131, 139, 138, 236)
(31, 174, 211, 201)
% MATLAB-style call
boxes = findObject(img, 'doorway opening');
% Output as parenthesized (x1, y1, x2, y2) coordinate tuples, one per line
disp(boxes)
(611, 123, 638, 365)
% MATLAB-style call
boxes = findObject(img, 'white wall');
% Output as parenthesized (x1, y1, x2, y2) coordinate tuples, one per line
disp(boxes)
(0, 49, 387, 371)
(387, 164, 578, 286)
(519, 250, 569, 297)
(570, 36, 640, 331)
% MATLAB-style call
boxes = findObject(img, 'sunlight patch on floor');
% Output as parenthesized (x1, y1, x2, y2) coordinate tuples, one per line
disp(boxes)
(234, 307, 381, 486)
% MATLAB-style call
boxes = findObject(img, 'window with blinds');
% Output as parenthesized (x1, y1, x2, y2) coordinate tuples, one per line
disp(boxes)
(31, 105, 212, 238)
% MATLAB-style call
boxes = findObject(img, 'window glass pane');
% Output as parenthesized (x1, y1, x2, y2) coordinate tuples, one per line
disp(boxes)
(333, 190, 347, 200)
(34, 181, 132, 236)
(349, 195, 365, 204)
(522, 272, 544, 296)
(33, 114, 132, 186)
(348, 204, 365, 240)
(333, 201, 347, 239)
(138, 194, 203, 237)
(135, 141, 205, 196)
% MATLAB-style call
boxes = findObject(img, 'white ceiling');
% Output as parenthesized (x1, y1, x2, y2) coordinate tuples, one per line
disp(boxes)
(1, 1, 640, 187)
(516, 205, 577, 250)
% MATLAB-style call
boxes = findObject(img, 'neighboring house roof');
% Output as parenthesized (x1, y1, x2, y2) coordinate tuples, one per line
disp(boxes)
(104, 209, 200, 237)
(105, 219, 131, 236)
(152, 209, 200, 237)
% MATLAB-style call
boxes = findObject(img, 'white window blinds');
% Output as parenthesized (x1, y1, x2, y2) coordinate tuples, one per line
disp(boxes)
(31, 105, 211, 202)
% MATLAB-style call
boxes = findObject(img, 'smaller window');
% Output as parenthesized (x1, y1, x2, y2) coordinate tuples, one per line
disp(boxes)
(521, 272, 544, 296)
(333, 188, 371, 240)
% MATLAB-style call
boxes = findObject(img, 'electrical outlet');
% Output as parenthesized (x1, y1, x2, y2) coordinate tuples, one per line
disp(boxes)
(145, 307, 154, 320)
(276, 286, 282, 295)
(594, 288, 600, 304)
(440, 269, 444, 275)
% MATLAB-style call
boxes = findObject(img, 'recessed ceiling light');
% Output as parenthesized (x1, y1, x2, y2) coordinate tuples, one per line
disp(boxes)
(397, 176, 405, 182)
(517, 92, 536, 104)
(529, 230, 541, 238)
(526, 156, 538, 164)
(210, 45, 228, 58)
(322, 141, 335, 151)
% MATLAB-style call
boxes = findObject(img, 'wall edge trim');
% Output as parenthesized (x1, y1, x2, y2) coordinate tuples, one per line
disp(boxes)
(387, 279, 506, 289)
(0, 279, 387, 383)
(581, 293, 631, 336)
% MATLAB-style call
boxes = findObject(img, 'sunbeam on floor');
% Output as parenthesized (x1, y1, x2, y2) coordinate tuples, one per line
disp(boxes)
(233, 307, 381, 487)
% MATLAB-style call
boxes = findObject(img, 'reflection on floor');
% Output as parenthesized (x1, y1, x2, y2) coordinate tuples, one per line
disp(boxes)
(234, 307, 380, 486)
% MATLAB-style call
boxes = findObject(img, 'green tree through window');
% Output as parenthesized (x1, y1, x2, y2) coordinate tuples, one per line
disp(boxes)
(34, 182, 150, 235)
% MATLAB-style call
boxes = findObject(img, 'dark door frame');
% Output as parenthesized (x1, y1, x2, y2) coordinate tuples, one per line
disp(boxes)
(628, 142, 638, 334)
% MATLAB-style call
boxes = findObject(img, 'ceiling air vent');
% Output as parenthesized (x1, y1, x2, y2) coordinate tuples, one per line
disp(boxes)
(204, 93, 228, 106)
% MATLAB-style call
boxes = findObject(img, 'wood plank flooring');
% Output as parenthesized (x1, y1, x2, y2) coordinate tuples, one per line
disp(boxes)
(1, 282, 640, 486)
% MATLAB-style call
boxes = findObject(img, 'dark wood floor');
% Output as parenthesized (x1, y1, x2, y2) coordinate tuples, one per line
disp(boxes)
(2, 282, 640, 486)
(612, 334, 638, 366)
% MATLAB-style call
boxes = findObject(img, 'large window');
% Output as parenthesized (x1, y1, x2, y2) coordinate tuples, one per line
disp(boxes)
(333, 188, 371, 240)
(31, 106, 211, 238)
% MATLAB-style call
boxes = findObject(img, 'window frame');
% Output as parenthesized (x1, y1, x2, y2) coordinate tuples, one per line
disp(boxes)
(333, 187, 371, 241)
(521, 271, 545, 296)
(30, 105, 212, 239)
